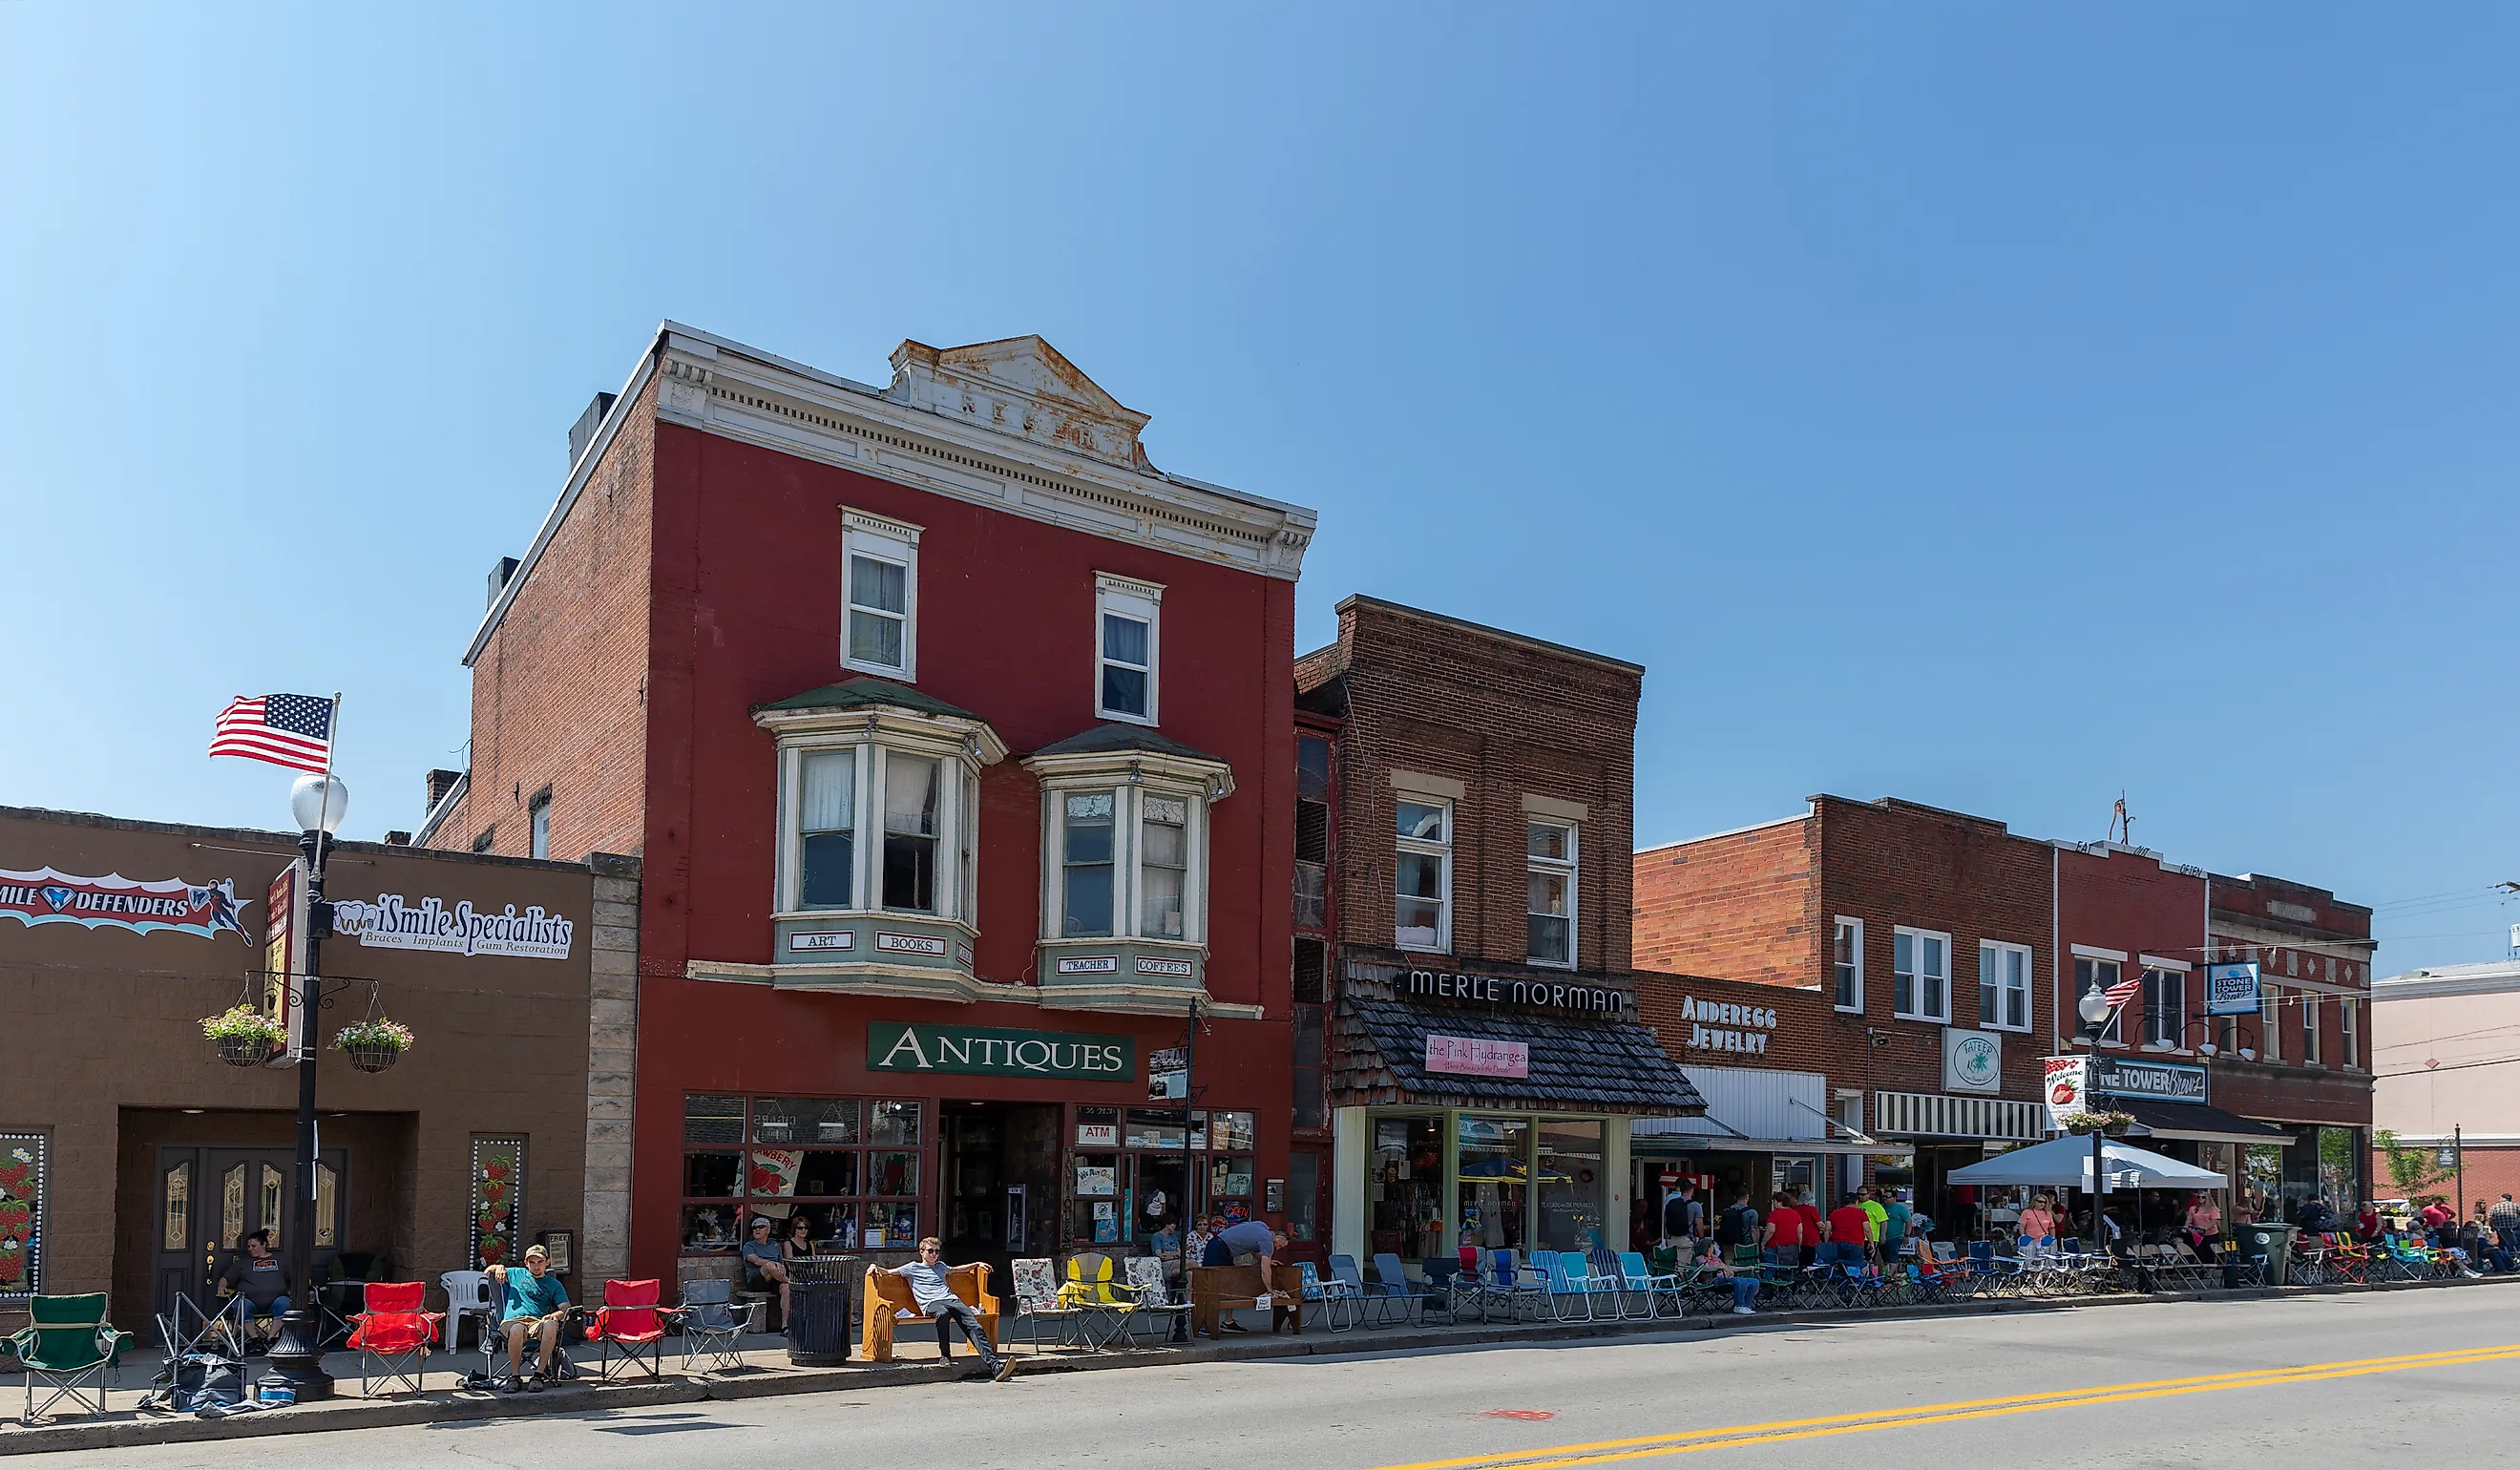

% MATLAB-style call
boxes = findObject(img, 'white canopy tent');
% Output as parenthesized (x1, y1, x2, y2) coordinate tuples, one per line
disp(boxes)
(1946, 1135, 2227, 1190)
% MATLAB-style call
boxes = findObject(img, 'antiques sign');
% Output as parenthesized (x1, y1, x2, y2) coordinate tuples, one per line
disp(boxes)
(0, 867, 248, 940)
(870, 1021, 1135, 1080)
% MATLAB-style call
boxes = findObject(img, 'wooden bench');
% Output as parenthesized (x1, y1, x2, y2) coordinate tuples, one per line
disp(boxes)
(1188, 1263, 1303, 1337)
(859, 1263, 999, 1363)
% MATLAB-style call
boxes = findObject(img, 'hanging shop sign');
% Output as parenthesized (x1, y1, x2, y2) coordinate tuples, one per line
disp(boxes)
(263, 861, 310, 1065)
(1675, 994, 1776, 1055)
(1942, 1028, 2004, 1095)
(2090, 1055, 2208, 1104)
(0, 867, 249, 940)
(1399, 966, 1630, 1017)
(2204, 961, 2261, 1017)
(1424, 1033, 1529, 1079)
(2043, 1055, 2090, 1129)
(329, 892, 576, 960)
(869, 1021, 1135, 1080)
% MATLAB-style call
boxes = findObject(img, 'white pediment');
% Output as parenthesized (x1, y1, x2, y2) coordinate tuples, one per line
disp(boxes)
(886, 335, 1154, 470)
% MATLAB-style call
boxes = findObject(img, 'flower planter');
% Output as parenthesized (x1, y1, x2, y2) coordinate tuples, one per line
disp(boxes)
(345, 1041, 403, 1074)
(217, 1035, 276, 1068)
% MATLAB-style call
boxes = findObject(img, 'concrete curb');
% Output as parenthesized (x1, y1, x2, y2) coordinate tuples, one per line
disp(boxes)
(8, 1272, 2512, 1455)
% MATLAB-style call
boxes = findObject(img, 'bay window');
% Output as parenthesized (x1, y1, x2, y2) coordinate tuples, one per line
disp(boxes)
(1061, 792, 1118, 936)
(798, 750, 856, 909)
(882, 751, 941, 912)
(1028, 729, 1234, 995)
(1141, 795, 1189, 938)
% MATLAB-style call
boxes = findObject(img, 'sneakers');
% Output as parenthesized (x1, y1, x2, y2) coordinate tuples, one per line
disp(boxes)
(992, 1356, 1018, 1383)
(1732, 1306, 1756, 1315)
(1219, 1319, 1250, 1334)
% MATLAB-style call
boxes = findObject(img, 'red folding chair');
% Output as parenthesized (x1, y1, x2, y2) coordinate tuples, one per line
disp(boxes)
(346, 1281, 443, 1396)
(587, 1278, 672, 1380)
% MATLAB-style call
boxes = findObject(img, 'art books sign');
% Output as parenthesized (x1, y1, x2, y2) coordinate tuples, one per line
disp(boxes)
(1424, 1033, 1529, 1079)
(869, 1021, 1135, 1080)
(329, 892, 576, 960)
(0, 867, 248, 941)
(2204, 961, 2261, 1017)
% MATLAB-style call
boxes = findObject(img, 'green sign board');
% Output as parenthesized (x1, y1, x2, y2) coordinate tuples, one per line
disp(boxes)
(868, 1021, 1135, 1080)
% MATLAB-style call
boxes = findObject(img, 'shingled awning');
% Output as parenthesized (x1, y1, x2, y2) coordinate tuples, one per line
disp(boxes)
(1338, 996, 1707, 1114)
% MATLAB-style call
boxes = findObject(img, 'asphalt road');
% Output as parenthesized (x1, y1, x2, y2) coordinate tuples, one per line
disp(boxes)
(31, 1290, 2518, 1468)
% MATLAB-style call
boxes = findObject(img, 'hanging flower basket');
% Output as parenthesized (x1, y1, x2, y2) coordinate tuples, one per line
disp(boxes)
(2057, 1110, 2134, 1136)
(200, 1005, 285, 1068)
(333, 1018, 415, 1074)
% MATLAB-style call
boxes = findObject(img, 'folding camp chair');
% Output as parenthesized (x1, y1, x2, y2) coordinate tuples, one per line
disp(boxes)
(1005, 1258, 1080, 1354)
(346, 1281, 443, 1396)
(1326, 1254, 1383, 1326)
(1298, 1261, 1361, 1332)
(1058, 1253, 1135, 1350)
(1617, 1251, 1683, 1320)
(1369, 1252, 1439, 1326)
(676, 1277, 758, 1374)
(1586, 1248, 1639, 1319)
(1119, 1255, 1193, 1345)
(1532, 1251, 1596, 1322)
(10, 1293, 127, 1422)
(137, 1291, 245, 1415)
(587, 1279, 671, 1380)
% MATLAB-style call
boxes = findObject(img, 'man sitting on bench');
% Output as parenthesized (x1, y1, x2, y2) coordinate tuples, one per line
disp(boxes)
(486, 1246, 572, 1392)
(1199, 1217, 1289, 1334)
(872, 1237, 1015, 1382)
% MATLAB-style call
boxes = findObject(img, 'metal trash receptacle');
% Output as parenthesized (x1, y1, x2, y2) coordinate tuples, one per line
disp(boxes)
(2234, 1223, 2297, 1286)
(785, 1255, 859, 1366)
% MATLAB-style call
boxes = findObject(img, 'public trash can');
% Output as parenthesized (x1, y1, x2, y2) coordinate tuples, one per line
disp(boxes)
(2234, 1223, 2297, 1286)
(786, 1255, 859, 1366)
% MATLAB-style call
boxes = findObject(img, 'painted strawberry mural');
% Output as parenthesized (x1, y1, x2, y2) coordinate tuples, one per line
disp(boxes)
(0, 1149, 32, 1193)
(477, 1234, 508, 1265)
(483, 1157, 513, 1182)
(0, 1240, 24, 1287)
(0, 1198, 30, 1245)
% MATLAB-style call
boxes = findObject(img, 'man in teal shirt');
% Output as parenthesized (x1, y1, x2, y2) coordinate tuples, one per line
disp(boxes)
(1882, 1189, 1914, 1263)
(487, 1246, 573, 1391)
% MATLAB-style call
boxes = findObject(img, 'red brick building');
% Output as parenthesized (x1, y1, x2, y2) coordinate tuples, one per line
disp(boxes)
(2205, 872, 2374, 1218)
(419, 325, 1315, 1286)
(1634, 797, 2054, 1222)
(1295, 598, 1701, 1265)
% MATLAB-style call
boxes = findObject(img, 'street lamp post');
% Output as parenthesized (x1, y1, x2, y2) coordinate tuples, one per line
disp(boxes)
(262, 774, 348, 1402)
(2076, 985, 2114, 1251)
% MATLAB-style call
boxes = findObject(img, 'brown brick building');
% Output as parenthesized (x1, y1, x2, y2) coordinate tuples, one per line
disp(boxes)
(1296, 597, 1701, 1264)
(0, 805, 631, 1331)
(1634, 797, 2055, 1224)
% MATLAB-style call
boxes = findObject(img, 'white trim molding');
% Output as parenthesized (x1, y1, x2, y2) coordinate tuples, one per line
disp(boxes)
(1522, 793, 1590, 823)
(2139, 954, 2193, 972)
(2071, 943, 2129, 962)
(1388, 769, 1467, 801)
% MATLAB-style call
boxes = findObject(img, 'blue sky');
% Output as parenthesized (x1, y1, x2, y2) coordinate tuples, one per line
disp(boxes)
(6, 5, 2515, 973)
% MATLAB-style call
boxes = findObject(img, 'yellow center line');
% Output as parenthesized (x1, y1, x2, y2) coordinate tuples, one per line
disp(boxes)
(1370, 1343, 2520, 1470)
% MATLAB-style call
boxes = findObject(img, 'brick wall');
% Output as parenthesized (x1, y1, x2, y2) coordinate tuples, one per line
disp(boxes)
(1632, 816, 1816, 988)
(430, 374, 659, 862)
(1316, 597, 1642, 977)
(1632, 968, 1839, 1083)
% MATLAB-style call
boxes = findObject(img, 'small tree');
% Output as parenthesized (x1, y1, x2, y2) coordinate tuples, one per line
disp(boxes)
(2374, 1128, 2451, 1202)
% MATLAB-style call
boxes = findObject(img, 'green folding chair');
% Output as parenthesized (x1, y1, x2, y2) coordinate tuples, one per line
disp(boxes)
(10, 1293, 128, 1422)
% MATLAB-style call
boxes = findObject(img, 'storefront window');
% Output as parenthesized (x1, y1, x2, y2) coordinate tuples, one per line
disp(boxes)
(1537, 1121, 1605, 1251)
(1458, 1116, 1529, 1251)
(1374, 1117, 1446, 1259)
(1772, 1155, 1818, 1205)
(1286, 1152, 1321, 1243)
(1073, 1153, 1122, 1244)
(2318, 1126, 2361, 1219)
(682, 1094, 925, 1253)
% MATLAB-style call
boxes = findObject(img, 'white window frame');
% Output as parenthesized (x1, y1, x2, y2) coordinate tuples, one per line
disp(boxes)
(1834, 917, 1864, 1013)
(2301, 989, 2320, 1065)
(528, 790, 552, 860)
(762, 704, 1004, 933)
(1033, 775, 1220, 948)
(1892, 926, 1951, 1023)
(2342, 997, 2360, 1069)
(2140, 966, 2186, 1049)
(842, 509, 921, 681)
(2260, 984, 2282, 1062)
(2075, 955, 2126, 1044)
(1093, 574, 1163, 725)
(1394, 794, 1454, 955)
(1978, 940, 2032, 1033)
(1524, 819, 1578, 969)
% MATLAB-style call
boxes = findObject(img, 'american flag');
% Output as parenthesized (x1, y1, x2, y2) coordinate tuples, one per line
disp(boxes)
(2100, 974, 2145, 1012)
(210, 694, 336, 774)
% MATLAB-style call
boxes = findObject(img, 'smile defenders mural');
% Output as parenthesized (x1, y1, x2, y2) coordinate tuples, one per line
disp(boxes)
(0, 868, 249, 940)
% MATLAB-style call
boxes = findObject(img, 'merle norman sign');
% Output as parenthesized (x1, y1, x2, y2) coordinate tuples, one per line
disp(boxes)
(1398, 966, 1632, 1017)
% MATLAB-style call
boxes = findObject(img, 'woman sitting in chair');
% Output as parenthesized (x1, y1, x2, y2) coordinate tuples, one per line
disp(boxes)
(214, 1229, 291, 1354)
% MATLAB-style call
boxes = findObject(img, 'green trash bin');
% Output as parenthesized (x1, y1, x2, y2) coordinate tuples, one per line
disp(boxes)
(2234, 1223, 2297, 1286)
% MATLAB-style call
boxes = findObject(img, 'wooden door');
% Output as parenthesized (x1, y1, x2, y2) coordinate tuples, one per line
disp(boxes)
(155, 1145, 347, 1328)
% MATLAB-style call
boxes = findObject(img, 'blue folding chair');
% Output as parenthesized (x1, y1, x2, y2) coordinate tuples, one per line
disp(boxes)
(1533, 1250, 1595, 1322)
(1487, 1249, 1545, 1321)
(1298, 1260, 1360, 1332)
(1618, 1250, 1683, 1319)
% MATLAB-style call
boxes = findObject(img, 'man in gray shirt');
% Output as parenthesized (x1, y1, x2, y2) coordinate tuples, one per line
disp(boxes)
(875, 1237, 1013, 1381)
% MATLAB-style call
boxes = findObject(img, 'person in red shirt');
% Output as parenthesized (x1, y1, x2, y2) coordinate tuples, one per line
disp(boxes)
(1792, 1189, 1824, 1270)
(1763, 1192, 1806, 1268)
(1824, 1197, 1874, 1270)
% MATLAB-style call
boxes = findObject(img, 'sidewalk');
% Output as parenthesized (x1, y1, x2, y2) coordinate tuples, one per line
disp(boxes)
(7, 1272, 2513, 1456)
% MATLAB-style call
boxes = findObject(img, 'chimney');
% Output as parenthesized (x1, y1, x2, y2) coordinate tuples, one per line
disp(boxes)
(568, 390, 620, 471)
(488, 556, 519, 608)
(383, 830, 412, 847)
(426, 768, 465, 810)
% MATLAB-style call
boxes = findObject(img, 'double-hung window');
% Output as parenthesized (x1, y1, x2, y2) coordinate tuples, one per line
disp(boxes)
(1094, 576, 1162, 724)
(842, 511, 920, 680)
(1834, 918, 1863, 1012)
(2141, 966, 2185, 1048)
(1028, 735, 1231, 970)
(881, 752, 941, 913)
(798, 751, 856, 908)
(2075, 956, 2125, 1043)
(2342, 998, 2360, 1068)
(2260, 984, 2282, 1062)
(1141, 795, 1189, 938)
(1525, 820, 1576, 968)
(1060, 793, 1117, 937)
(1892, 927, 1949, 1022)
(528, 789, 552, 860)
(1395, 799, 1452, 952)
(1979, 941, 2030, 1032)
(2301, 991, 2320, 1064)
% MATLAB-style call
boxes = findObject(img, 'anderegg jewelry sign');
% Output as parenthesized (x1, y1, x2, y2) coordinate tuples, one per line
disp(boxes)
(329, 892, 576, 960)
(1400, 967, 1631, 1017)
